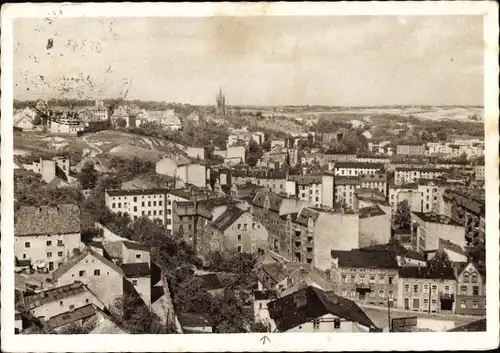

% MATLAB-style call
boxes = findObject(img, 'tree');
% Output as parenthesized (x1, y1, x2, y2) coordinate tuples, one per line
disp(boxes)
(436, 130, 447, 141)
(428, 249, 452, 268)
(246, 139, 263, 167)
(250, 321, 272, 333)
(458, 152, 468, 162)
(78, 162, 98, 189)
(115, 117, 127, 128)
(393, 200, 412, 230)
(32, 114, 42, 126)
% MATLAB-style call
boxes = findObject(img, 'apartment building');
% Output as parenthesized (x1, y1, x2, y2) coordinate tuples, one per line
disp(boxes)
(332, 162, 384, 177)
(360, 173, 387, 196)
(334, 176, 360, 210)
(396, 143, 426, 156)
(105, 188, 168, 225)
(394, 167, 449, 185)
(14, 205, 82, 272)
(416, 179, 448, 214)
(411, 212, 466, 253)
(329, 250, 399, 307)
(398, 267, 457, 314)
(389, 183, 422, 213)
(287, 175, 323, 208)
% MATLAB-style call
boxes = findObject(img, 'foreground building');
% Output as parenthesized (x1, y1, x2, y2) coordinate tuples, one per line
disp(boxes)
(455, 262, 486, 316)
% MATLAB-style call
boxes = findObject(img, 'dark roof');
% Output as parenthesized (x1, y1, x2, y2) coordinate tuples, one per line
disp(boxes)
(197, 197, 235, 209)
(442, 189, 485, 216)
(197, 273, 223, 291)
(359, 244, 425, 261)
(210, 207, 245, 232)
(412, 212, 461, 226)
(105, 188, 170, 197)
(15, 204, 80, 236)
(47, 304, 97, 329)
(438, 238, 466, 256)
(334, 176, 360, 186)
(455, 262, 486, 279)
(88, 241, 104, 249)
(53, 247, 124, 280)
(121, 262, 150, 278)
(268, 286, 377, 332)
(293, 207, 319, 226)
(178, 312, 214, 327)
(288, 175, 322, 185)
(396, 167, 449, 173)
(334, 162, 384, 169)
(330, 250, 399, 269)
(359, 205, 386, 219)
(355, 188, 386, 202)
(24, 282, 86, 310)
(254, 290, 277, 301)
(399, 266, 456, 280)
(252, 191, 283, 212)
(447, 319, 486, 332)
(122, 240, 149, 252)
(360, 173, 387, 182)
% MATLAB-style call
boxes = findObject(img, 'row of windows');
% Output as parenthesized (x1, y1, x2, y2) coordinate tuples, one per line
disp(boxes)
(459, 285, 480, 295)
(404, 283, 446, 293)
(112, 195, 164, 201)
(112, 200, 164, 209)
(25, 240, 64, 248)
(341, 274, 395, 285)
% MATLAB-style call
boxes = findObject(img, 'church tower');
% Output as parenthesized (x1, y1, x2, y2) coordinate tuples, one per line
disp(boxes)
(216, 87, 226, 116)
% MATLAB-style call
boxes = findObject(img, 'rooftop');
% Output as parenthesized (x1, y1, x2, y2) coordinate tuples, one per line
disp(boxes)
(359, 244, 425, 261)
(24, 282, 87, 310)
(252, 191, 284, 212)
(197, 273, 224, 291)
(288, 175, 322, 185)
(396, 167, 450, 173)
(267, 286, 377, 332)
(334, 176, 360, 186)
(448, 319, 486, 332)
(334, 162, 384, 169)
(15, 204, 81, 236)
(210, 207, 245, 232)
(330, 250, 399, 269)
(399, 266, 456, 280)
(122, 240, 149, 252)
(412, 212, 461, 226)
(121, 262, 150, 278)
(47, 304, 98, 329)
(105, 188, 170, 197)
(359, 205, 386, 219)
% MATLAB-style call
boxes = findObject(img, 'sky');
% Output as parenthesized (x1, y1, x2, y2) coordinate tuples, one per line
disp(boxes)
(13, 16, 484, 106)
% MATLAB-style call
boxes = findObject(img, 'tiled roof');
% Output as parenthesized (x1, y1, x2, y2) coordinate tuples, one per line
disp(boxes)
(293, 207, 319, 227)
(47, 304, 97, 329)
(24, 282, 86, 310)
(288, 175, 322, 185)
(330, 250, 399, 269)
(399, 266, 456, 280)
(197, 273, 223, 291)
(52, 247, 124, 281)
(268, 286, 377, 332)
(360, 173, 387, 182)
(15, 204, 80, 236)
(122, 241, 149, 252)
(334, 162, 384, 169)
(359, 205, 386, 219)
(252, 191, 283, 212)
(359, 244, 425, 261)
(210, 207, 245, 232)
(121, 262, 150, 278)
(178, 312, 214, 327)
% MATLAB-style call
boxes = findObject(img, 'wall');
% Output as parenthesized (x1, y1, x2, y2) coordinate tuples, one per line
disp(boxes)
(226, 146, 246, 161)
(321, 175, 335, 209)
(359, 214, 391, 248)
(186, 164, 207, 188)
(125, 276, 151, 307)
(395, 191, 423, 213)
(121, 245, 150, 264)
(186, 147, 206, 160)
(105, 192, 167, 225)
(156, 158, 177, 177)
(15, 233, 81, 270)
(41, 159, 56, 183)
(222, 212, 268, 253)
(314, 213, 359, 271)
(31, 289, 105, 320)
(56, 252, 124, 308)
(417, 317, 456, 331)
(254, 299, 273, 328)
(285, 180, 297, 196)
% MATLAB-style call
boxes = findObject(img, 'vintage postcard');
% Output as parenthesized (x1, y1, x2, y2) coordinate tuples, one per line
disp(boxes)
(1, 1, 499, 352)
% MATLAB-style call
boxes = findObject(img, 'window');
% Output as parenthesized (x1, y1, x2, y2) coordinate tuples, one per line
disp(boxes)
(159, 210, 163, 215)
(243, 224, 248, 230)
(188, 224, 192, 230)
(142, 211, 145, 216)
(369, 276, 375, 284)
(444, 285, 450, 293)
(379, 290, 385, 298)
(351, 275, 356, 283)
(334, 319, 341, 329)
(413, 284, 419, 293)
(404, 284, 410, 292)
(237, 224, 241, 230)
(47, 252, 52, 258)
(237, 246, 242, 253)
(360, 276, 366, 283)
(341, 275, 347, 283)
(472, 286, 479, 296)
(153, 201, 157, 206)
(460, 300, 466, 309)
(463, 273, 469, 283)
(423, 284, 429, 292)
(132, 279, 138, 286)
(153, 210, 157, 216)
(118, 203, 121, 208)
(431, 285, 437, 293)
(341, 289, 347, 297)
(148, 211, 151, 216)
(350, 289, 356, 298)
(25, 242, 31, 248)
(404, 298, 410, 309)
(237, 234, 242, 241)
(159, 201, 163, 206)
(94, 269, 100, 276)
(133, 206, 137, 212)
(252, 223, 256, 229)
(147, 201, 151, 207)
(112, 203, 116, 209)
(472, 301, 479, 309)
(460, 286, 467, 295)
(412, 298, 420, 309)
(58, 251, 63, 257)
(423, 298, 429, 307)
(388, 291, 393, 299)
(142, 201, 145, 207)
(86, 298, 89, 303)
(69, 305, 75, 310)
(133, 197, 137, 202)
(313, 320, 320, 330)
(57, 240, 63, 246)
(136, 254, 141, 259)
(46, 240, 52, 246)
(471, 273, 478, 283)
(379, 275, 385, 284)
(79, 270, 85, 277)
(23, 254, 26, 259)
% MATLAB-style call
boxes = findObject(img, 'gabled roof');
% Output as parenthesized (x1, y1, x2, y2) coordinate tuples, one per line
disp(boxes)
(330, 250, 399, 269)
(252, 191, 283, 212)
(293, 207, 319, 227)
(15, 204, 80, 236)
(121, 262, 150, 278)
(52, 247, 124, 281)
(399, 266, 456, 280)
(197, 273, 223, 291)
(24, 282, 87, 310)
(268, 286, 377, 332)
(47, 304, 98, 329)
(210, 207, 245, 232)
(122, 241, 149, 252)
(359, 205, 386, 219)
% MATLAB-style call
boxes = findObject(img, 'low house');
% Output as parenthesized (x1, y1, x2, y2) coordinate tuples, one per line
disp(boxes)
(14, 204, 82, 272)
(178, 312, 215, 333)
(197, 273, 224, 297)
(267, 286, 378, 332)
(121, 262, 151, 307)
(52, 247, 125, 308)
(23, 281, 105, 322)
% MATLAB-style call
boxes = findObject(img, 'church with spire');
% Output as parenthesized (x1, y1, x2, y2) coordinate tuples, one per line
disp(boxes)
(216, 87, 226, 116)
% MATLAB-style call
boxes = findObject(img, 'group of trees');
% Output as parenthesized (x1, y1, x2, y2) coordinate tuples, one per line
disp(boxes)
(246, 139, 263, 167)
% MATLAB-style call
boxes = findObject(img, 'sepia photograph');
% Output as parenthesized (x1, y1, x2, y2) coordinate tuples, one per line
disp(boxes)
(1, 2, 498, 352)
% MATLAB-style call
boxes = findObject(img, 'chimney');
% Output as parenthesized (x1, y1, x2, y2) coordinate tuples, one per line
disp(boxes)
(294, 291, 307, 309)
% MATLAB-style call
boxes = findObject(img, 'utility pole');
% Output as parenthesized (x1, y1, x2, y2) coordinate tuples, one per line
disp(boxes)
(387, 297, 392, 332)
(428, 282, 432, 314)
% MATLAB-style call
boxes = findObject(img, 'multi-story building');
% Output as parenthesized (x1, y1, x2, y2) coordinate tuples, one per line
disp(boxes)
(203, 206, 268, 255)
(329, 250, 399, 307)
(271, 139, 286, 150)
(287, 175, 323, 208)
(287, 148, 301, 167)
(92, 100, 109, 121)
(332, 162, 384, 177)
(334, 176, 360, 210)
(358, 205, 391, 248)
(233, 169, 288, 195)
(251, 191, 308, 259)
(441, 189, 485, 245)
(411, 212, 466, 253)
(389, 183, 422, 213)
(398, 267, 456, 314)
(105, 189, 168, 224)
(360, 173, 387, 196)
(455, 262, 486, 316)
(394, 167, 449, 185)
(415, 179, 448, 214)
(14, 205, 82, 272)
(23, 155, 71, 183)
(286, 207, 359, 270)
(397, 143, 426, 156)
(156, 156, 208, 188)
